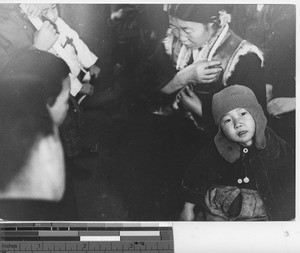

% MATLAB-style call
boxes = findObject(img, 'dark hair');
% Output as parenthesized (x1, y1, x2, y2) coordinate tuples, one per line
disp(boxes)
(168, 4, 231, 24)
(0, 78, 55, 191)
(2, 49, 70, 107)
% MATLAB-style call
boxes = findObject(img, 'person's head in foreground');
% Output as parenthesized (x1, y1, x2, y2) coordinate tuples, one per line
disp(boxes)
(212, 84, 267, 162)
(0, 78, 65, 201)
(2, 49, 70, 126)
(0, 50, 71, 202)
(168, 4, 232, 50)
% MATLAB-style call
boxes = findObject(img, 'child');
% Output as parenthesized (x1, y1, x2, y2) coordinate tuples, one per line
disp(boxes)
(180, 85, 295, 221)
(20, 3, 101, 99)
(19, 4, 101, 157)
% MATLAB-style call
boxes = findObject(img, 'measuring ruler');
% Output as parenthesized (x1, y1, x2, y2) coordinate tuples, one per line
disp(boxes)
(0, 222, 174, 253)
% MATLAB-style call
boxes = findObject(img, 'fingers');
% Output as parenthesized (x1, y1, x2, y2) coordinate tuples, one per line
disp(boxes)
(178, 89, 188, 100)
(184, 86, 196, 97)
(205, 61, 221, 68)
(204, 67, 222, 75)
(201, 75, 219, 83)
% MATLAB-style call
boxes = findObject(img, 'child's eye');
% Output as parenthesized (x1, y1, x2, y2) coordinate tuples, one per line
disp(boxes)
(241, 111, 247, 116)
(224, 118, 231, 123)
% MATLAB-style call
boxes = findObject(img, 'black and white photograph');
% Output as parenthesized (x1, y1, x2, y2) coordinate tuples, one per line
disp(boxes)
(0, 2, 296, 225)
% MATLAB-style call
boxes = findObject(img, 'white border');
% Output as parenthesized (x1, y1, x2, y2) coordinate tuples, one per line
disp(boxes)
(0, 1, 299, 252)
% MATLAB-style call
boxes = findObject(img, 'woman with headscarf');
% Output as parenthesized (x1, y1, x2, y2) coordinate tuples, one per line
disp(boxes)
(139, 4, 266, 136)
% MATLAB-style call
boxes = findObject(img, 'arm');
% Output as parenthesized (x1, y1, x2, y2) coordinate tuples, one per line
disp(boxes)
(161, 61, 222, 94)
(19, 4, 59, 51)
(180, 142, 219, 216)
(267, 97, 295, 117)
(69, 73, 83, 97)
(177, 86, 203, 117)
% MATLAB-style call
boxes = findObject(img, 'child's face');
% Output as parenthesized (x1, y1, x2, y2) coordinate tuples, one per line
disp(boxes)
(40, 4, 59, 23)
(220, 108, 255, 147)
(169, 16, 212, 50)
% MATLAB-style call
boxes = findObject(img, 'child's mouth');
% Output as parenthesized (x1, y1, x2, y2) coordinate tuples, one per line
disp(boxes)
(238, 131, 247, 137)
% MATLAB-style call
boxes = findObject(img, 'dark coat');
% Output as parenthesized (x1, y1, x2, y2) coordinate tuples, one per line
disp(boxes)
(0, 4, 35, 70)
(181, 127, 295, 221)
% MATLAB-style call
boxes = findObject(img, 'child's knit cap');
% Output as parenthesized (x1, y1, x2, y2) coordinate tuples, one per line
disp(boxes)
(212, 85, 267, 162)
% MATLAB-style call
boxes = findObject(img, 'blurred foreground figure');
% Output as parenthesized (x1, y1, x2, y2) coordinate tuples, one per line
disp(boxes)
(0, 50, 79, 221)
(0, 74, 66, 220)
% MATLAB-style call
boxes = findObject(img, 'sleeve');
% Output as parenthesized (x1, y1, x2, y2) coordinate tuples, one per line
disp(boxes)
(69, 73, 82, 96)
(227, 53, 267, 112)
(180, 141, 220, 207)
(55, 17, 98, 69)
(136, 43, 178, 96)
(261, 129, 295, 220)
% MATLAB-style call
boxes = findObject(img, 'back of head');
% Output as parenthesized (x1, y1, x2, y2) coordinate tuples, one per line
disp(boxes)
(1, 49, 70, 107)
(212, 85, 267, 150)
(0, 77, 54, 191)
(168, 4, 232, 24)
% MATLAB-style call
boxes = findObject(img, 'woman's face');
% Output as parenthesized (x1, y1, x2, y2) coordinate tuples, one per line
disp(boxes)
(169, 16, 213, 50)
(48, 77, 70, 126)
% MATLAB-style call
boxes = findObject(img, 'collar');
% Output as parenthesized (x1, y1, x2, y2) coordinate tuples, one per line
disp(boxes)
(214, 127, 260, 163)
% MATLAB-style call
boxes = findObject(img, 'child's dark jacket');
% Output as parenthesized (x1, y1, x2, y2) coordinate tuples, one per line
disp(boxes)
(181, 126, 295, 221)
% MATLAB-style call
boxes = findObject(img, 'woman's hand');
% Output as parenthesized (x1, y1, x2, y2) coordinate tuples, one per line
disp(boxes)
(161, 61, 222, 94)
(267, 97, 295, 117)
(178, 60, 222, 84)
(178, 86, 203, 116)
